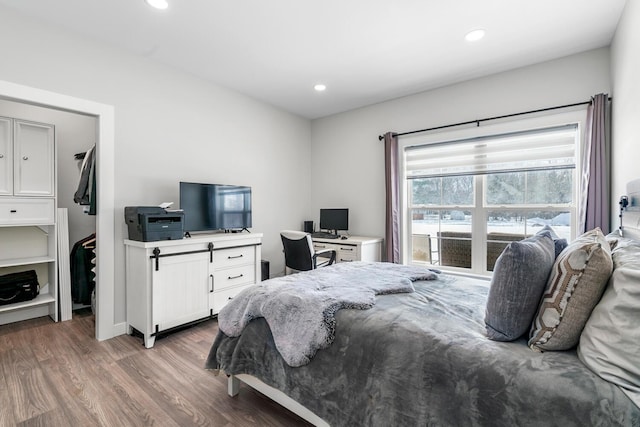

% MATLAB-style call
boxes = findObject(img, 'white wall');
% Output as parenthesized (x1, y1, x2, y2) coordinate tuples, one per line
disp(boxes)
(0, 99, 97, 247)
(0, 6, 312, 327)
(311, 48, 612, 251)
(611, 0, 640, 222)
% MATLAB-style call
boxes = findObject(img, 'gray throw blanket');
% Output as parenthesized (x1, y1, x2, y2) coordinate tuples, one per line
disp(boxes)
(217, 261, 438, 367)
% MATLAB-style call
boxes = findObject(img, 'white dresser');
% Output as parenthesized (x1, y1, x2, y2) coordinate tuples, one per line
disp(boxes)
(124, 232, 262, 348)
(312, 235, 383, 263)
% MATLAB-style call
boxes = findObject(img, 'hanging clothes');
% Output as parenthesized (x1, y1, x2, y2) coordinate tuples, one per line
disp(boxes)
(74, 144, 97, 215)
(70, 233, 96, 306)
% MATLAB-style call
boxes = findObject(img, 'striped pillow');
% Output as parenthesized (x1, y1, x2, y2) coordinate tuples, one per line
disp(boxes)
(529, 228, 613, 351)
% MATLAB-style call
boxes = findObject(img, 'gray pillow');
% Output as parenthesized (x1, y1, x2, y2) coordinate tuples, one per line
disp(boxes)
(539, 225, 568, 258)
(578, 236, 640, 408)
(485, 232, 555, 341)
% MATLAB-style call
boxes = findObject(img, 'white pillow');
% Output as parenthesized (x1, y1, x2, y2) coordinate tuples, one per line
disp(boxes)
(577, 236, 640, 407)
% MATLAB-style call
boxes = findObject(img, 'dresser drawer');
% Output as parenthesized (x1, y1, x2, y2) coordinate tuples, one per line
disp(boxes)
(210, 283, 253, 314)
(215, 245, 256, 269)
(214, 264, 255, 291)
(0, 198, 55, 225)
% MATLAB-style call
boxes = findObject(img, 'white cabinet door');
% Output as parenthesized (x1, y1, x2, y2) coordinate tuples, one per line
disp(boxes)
(0, 118, 12, 196)
(151, 252, 212, 332)
(13, 121, 55, 197)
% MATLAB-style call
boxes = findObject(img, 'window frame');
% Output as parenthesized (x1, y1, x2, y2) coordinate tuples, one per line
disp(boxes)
(399, 110, 587, 275)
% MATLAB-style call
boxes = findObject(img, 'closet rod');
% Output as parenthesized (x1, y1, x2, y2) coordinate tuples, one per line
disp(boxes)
(377, 98, 608, 141)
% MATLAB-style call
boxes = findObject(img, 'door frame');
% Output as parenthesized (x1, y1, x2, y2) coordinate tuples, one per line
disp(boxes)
(0, 79, 117, 341)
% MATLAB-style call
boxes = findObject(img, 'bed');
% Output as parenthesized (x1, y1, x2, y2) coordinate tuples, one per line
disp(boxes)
(205, 182, 640, 427)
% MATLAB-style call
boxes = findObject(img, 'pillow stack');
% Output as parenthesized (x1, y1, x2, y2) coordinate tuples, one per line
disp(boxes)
(484, 226, 614, 348)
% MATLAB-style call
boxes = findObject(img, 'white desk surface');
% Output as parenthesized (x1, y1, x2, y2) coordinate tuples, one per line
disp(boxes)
(311, 235, 383, 245)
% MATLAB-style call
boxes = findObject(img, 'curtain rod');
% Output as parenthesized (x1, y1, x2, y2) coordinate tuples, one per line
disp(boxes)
(377, 98, 608, 141)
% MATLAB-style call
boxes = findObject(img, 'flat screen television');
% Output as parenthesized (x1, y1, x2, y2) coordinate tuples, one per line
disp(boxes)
(319, 208, 349, 235)
(179, 182, 252, 233)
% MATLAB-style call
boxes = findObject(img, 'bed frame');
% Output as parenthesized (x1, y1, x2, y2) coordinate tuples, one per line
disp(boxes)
(226, 178, 640, 427)
(228, 374, 329, 426)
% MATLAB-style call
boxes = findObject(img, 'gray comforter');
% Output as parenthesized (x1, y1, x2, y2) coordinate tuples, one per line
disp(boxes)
(218, 262, 437, 367)
(206, 273, 640, 426)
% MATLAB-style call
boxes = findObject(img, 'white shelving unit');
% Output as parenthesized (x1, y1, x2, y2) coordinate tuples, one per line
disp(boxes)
(0, 117, 57, 325)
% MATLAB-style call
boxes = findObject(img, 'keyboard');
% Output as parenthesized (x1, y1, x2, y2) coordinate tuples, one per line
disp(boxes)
(311, 232, 340, 239)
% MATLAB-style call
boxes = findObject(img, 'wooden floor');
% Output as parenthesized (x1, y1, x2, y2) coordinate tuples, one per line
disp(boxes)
(0, 310, 312, 426)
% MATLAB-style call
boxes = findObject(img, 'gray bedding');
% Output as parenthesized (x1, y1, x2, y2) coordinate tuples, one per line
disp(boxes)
(218, 261, 437, 367)
(205, 273, 640, 426)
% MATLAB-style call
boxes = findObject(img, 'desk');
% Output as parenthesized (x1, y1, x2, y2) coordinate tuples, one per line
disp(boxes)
(312, 235, 383, 263)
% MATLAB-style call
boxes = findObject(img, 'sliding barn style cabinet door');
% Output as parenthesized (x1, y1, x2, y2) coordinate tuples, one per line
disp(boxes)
(151, 251, 212, 332)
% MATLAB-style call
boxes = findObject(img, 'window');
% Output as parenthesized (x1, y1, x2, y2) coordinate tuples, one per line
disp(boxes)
(402, 115, 582, 275)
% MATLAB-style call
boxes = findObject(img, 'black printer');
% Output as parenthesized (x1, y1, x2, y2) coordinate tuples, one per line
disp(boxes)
(125, 207, 184, 242)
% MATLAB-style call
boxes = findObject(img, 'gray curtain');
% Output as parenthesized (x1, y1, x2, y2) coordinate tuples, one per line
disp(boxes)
(580, 93, 610, 233)
(384, 132, 400, 263)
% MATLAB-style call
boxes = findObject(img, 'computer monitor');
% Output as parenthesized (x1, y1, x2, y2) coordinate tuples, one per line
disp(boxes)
(319, 208, 349, 235)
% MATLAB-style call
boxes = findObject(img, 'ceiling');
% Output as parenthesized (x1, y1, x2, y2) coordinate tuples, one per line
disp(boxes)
(0, 0, 627, 119)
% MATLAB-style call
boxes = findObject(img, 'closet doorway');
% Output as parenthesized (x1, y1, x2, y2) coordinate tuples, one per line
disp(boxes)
(0, 100, 96, 324)
(0, 79, 116, 341)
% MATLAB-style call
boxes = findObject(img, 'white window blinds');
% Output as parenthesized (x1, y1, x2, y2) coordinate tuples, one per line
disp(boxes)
(405, 124, 577, 179)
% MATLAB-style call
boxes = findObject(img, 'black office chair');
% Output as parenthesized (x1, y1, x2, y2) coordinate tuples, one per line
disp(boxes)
(280, 230, 336, 274)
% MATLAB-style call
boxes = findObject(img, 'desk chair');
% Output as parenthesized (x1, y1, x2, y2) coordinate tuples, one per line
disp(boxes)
(280, 230, 336, 275)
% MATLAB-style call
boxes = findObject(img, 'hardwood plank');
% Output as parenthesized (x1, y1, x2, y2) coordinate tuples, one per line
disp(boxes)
(37, 335, 119, 427)
(0, 316, 53, 337)
(43, 325, 166, 426)
(17, 408, 75, 427)
(89, 359, 182, 427)
(23, 321, 56, 363)
(0, 313, 312, 427)
(1, 347, 58, 423)
(37, 356, 104, 426)
(0, 357, 17, 426)
(117, 352, 218, 426)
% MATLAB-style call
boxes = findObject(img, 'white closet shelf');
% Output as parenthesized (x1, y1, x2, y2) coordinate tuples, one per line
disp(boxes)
(0, 256, 56, 268)
(0, 292, 55, 314)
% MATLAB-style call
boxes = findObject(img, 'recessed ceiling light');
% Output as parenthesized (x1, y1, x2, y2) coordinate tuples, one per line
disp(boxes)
(465, 29, 486, 42)
(314, 84, 327, 92)
(145, 0, 169, 10)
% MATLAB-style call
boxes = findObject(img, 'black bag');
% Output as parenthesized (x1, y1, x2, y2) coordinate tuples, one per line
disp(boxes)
(0, 270, 40, 306)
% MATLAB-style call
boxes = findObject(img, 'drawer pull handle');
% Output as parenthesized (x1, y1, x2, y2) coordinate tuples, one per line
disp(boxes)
(340, 248, 354, 251)
(23, 156, 29, 160)
(340, 259, 353, 262)
(228, 254, 243, 259)
(228, 274, 244, 280)
(10, 210, 17, 213)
